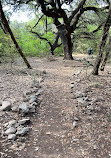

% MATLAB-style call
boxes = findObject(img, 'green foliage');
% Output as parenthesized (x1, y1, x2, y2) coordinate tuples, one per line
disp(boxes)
(0, 29, 18, 63)
(10, 18, 62, 57)
(73, 22, 102, 55)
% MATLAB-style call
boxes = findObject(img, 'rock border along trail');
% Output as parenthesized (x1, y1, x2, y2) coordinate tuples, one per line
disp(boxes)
(0, 56, 111, 158)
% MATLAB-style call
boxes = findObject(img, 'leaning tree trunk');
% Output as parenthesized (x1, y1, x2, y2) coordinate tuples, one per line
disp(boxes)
(0, 1, 32, 69)
(92, 4, 111, 75)
(51, 34, 62, 55)
(58, 25, 73, 60)
(100, 36, 111, 71)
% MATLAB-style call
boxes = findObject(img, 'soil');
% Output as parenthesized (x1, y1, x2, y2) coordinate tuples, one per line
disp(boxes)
(0, 54, 111, 158)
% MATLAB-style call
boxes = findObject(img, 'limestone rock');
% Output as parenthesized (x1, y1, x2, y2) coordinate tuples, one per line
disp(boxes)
(29, 105, 36, 113)
(74, 117, 79, 121)
(8, 134, 16, 140)
(35, 89, 43, 96)
(0, 101, 11, 111)
(5, 127, 16, 135)
(18, 118, 30, 125)
(8, 120, 17, 128)
(75, 91, 85, 98)
(88, 106, 94, 112)
(77, 98, 90, 107)
(11, 106, 19, 112)
(16, 127, 30, 136)
(73, 121, 78, 128)
(31, 102, 38, 106)
(19, 102, 29, 114)
(29, 95, 37, 104)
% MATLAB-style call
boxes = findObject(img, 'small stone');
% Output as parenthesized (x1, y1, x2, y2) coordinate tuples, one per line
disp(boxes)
(25, 91, 32, 95)
(83, 97, 89, 101)
(88, 106, 94, 112)
(19, 102, 29, 114)
(71, 138, 79, 143)
(42, 70, 47, 74)
(75, 79, 81, 82)
(73, 139, 79, 142)
(11, 106, 19, 112)
(46, 132, 51, 135)
(73, 121, 78, 128)
(16, 127, 30, 136)
(31, 102, 38, 106)
(0, 101, 2, 106)
(77, 98, 89, 107)
(8, 120, 17, 127)
(35, 89, 43, 96)
(35, 147, 39, 151)
(29, 105, 36, 113)
(4, 123, 9, 128)
(75, 91, 85, 98)
(70, 83, 74, 89)
(18, 118, 30, 125)
(29, 96, 37, 104)
(93, 145, 97, 150)
(18, 137, 26, 142)
(74, 117, 79, 121)
(22, 98, 29, 102)
(8, 134, 16, 140)
(0, 101, 11, 111)
(5, 127, 16, 135)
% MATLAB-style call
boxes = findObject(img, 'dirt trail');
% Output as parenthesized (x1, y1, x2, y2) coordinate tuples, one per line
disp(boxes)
(0, 56, 111, 158)
(26, 58, 78, 158)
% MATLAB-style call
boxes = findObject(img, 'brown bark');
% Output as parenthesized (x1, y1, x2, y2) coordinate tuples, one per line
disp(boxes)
(92, 4, 111, 75)
(58, 25, 73, 60)
(0, 1, 32, 69)
(100, 36, 111, 71)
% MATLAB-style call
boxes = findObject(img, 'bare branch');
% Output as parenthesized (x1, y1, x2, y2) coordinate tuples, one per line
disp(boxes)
(69, 0, 86, 23)
(32, 14, 44, 29)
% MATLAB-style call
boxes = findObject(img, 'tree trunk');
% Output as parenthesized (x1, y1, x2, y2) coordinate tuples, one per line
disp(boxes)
(58, 25, 73, 60)
(92, 4, 111, 75)
(50, 34, 61, 55)
(0, 1, 32, 69)
(100, 36, 111, 71)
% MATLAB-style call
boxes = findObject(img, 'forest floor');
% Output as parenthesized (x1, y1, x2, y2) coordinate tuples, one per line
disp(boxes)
(0, 54, 111, 158)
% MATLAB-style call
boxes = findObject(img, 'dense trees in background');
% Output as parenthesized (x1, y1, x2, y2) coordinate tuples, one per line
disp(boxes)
(0, 0, 111, 74)
(0, 0, 32, 68)
(35, 0, 108, 60)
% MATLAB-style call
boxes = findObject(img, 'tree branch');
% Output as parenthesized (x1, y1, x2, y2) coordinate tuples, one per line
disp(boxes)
(71, 5, 109, 32)
(32, 14, 44, 29)
(69, 0, 86, 23)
